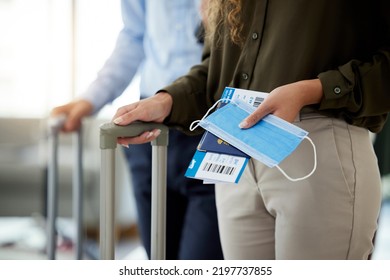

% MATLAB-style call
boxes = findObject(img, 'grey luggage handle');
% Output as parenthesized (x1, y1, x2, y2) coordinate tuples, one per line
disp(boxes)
(47, 115, 83, 260)
(99, 122, 169, 260)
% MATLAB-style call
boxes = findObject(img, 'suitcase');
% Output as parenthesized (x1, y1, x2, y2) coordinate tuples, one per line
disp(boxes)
(99, 122, 169, 260)
(47, 115, 84, 260)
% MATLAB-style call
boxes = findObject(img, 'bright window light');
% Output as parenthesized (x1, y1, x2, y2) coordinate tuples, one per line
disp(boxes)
(0, 0, 126, 119)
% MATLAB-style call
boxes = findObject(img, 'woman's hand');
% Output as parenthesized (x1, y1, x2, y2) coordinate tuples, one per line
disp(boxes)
(112, 92, 173, 145)
(51, 99, 94, 132)
(239, 79, 323, 128)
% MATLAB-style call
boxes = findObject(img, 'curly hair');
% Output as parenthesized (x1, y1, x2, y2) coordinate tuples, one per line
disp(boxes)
(205, 0, 243, 46)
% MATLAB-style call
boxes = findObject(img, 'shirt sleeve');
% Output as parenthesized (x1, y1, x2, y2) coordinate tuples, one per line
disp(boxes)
(318, 49, 390, 132)
(160, 42, 211, 135)
(80, 0, 145, 113)
(317, 1, 390, 132)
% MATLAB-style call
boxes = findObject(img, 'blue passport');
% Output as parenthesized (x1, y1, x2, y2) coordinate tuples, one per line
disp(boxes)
(197, 131, 250, 158)
(197, 100, 249, 158)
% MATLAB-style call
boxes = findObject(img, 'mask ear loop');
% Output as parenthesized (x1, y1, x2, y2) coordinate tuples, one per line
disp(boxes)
(190, 99, 317, 182)
(189, 98, 232, 131)
(275, 136, 317, 182)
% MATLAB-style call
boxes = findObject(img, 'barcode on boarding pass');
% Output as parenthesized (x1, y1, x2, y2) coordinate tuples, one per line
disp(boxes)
(253, 96, 264, 108)
(202, 162, 236, 175)
(196, 152, 248, 183)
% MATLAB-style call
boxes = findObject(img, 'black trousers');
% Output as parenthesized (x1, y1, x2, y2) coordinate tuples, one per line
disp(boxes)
(124, 130, 223, 260)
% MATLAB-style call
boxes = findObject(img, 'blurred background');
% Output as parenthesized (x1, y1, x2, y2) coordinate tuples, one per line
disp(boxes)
(0, 0, 389, 260)
(0, 0, 145, 259)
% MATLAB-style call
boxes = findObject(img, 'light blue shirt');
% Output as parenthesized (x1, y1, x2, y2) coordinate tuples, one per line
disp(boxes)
(82, 0, 203, 113)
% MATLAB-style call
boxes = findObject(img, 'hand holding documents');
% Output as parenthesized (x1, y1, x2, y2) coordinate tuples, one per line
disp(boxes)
(198, 99, 308, 168)
(185, 87, 267, 184)
(185, 87, 316, 184)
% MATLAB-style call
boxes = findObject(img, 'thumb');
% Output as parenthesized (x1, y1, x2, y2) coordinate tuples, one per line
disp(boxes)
(239, 110, 269, 129)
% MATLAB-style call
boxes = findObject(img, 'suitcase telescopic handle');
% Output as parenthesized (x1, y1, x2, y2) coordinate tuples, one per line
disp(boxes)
(47, 114, 83, 260)
(99, 122, 169, 260)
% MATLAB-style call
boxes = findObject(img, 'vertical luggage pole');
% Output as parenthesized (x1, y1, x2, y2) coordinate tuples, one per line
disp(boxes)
(151, 144, 167, 260)
(99, 122, 168, 260)
(47, 117, 62, 260)
(47, 115, 84, 260)
(73, 128, 83, 259)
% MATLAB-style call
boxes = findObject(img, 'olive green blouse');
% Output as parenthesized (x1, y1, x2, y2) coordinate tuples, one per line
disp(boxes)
(162, 0, 390, 134)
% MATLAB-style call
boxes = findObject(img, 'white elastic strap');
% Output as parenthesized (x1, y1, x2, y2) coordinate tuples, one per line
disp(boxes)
(189, 98, 232, 132)
(275, 136, 317, 182)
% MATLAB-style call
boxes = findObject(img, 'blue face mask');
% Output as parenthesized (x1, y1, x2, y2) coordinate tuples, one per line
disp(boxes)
(190, 99, 317, 182)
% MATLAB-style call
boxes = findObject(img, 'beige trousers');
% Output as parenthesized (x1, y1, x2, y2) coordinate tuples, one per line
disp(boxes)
(215, 115, 382, 259)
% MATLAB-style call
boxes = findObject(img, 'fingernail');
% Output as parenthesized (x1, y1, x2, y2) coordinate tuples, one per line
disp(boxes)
(239, 120, 248, 128)
(154, 129, 161, 137)
(145, 129, 161, 139)
(121, 144, 129, 149)
(145, 131, 154, 139)
(113, 117, 123, 124)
